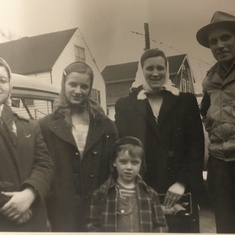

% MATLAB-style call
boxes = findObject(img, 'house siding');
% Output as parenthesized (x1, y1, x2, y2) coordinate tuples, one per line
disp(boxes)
(106, 81, 133, 105)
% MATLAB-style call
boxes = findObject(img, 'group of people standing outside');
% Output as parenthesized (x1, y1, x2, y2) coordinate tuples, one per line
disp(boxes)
(0, 10, 235, 233)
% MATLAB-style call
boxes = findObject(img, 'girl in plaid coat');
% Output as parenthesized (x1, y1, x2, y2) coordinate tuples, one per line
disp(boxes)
(87, 136, 168, 232)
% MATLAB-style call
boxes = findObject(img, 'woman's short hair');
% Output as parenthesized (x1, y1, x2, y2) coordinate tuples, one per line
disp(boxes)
(140, 48, 167, 68)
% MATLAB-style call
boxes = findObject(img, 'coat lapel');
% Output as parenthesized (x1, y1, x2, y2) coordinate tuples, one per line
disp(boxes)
(1, 105, 17, 146)
(48, 117, 77, 147)
(158, 92, 178, 126)
(131, 92, 179, 142)
(83, 117, 105, 156)
(132, 96, 163, 140)
(48, 115, 106, 158)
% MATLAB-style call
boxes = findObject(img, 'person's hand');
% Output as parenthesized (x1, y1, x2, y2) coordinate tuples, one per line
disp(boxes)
(163, 182, 185, 209)
(0, 188, 36, 221)
(161, 205, 175, 215)
(16, 209, 33, 224)
(161, 203, 186, 215)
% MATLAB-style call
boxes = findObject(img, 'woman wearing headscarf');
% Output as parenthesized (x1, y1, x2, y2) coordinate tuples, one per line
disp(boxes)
(0, 58, 53, 232)
(39, 61, 118, 232)
(115, 48, 205, 233)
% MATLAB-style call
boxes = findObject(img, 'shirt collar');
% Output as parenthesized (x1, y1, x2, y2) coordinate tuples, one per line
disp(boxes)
(208, 61, 235, 77)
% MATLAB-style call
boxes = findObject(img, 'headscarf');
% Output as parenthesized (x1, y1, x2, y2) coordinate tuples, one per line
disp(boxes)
(0, 58, 17, 139)
(0, 57, 12, 106)
(131, 48, 179, 99)
(54, 61, 105, 126)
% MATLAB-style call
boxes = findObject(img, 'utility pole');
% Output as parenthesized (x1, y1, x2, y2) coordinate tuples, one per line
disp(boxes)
(144, 23, 150, 50)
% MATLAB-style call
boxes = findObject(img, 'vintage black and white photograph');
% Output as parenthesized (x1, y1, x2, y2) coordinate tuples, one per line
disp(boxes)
(0, 0, 235, 233)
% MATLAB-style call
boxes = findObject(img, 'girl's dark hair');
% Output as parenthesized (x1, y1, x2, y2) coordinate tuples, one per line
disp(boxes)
(140, 48, 167, 68)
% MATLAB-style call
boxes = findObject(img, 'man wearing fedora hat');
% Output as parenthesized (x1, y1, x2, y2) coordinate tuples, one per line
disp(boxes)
(197, 11, 235, 233)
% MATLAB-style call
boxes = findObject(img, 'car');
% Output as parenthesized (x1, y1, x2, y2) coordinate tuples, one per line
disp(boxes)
(10, 73, 59, 119)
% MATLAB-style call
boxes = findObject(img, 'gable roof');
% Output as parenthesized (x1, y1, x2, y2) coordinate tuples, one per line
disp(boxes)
(0, 28, 77, 75)
(102, 54, 187, 83)
(168, 54, 186, 74)
(102, 61, 139, 83)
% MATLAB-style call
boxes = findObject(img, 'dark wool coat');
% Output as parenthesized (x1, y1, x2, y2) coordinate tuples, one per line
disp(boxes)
(115, 91, 205, 196)
(39, 111, 118, 232)
(0, 105, 53, 232)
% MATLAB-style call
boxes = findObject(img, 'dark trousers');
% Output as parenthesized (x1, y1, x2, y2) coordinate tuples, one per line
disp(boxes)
(207, 156, 235, 233)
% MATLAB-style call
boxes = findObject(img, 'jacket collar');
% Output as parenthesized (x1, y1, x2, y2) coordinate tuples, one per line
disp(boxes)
(102, 174, 149, 196)
(131, 91, 178, 127)
(207, 61, 235, 87)
(1, 104, 17, 146)
(48, 112, 107, 154)
(48, 116, 77, 147)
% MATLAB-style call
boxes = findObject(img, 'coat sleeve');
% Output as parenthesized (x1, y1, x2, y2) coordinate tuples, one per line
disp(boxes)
(176, 94, 205, 192)
(200, 90, 210, 119)
(21, 120, 54, 201)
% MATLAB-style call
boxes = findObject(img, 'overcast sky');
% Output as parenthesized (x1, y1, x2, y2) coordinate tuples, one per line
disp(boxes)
(1, 0, 235, 92)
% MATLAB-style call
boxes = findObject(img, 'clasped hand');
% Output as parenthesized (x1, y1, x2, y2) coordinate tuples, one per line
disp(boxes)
(0, 188, 35, 224)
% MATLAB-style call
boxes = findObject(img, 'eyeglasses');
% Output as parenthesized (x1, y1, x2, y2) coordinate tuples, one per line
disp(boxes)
(0, 77, 9, 85)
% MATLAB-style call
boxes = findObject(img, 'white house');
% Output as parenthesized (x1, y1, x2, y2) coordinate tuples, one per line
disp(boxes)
(0, 28, 106, 118)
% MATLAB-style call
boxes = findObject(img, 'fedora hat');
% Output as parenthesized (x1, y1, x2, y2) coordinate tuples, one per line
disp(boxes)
(196, 11, 235, 48)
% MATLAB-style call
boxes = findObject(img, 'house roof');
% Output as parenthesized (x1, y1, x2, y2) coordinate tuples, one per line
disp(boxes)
(0, 28, 77, 75)
(102, 54, 187, 83)
(102, 61, 139, 83)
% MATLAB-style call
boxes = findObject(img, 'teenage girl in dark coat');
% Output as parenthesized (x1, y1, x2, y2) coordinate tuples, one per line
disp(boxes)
(115, 48, 205, 233)
(39, 61, 118, 232)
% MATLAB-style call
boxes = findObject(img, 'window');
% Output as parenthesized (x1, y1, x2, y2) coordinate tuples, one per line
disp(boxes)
(74, 46, 85, 62)
(11, 98, 20, 108)
(187, 81, 190, 92)
(182, 79, 186, 92)
(25, 98, 34, 106)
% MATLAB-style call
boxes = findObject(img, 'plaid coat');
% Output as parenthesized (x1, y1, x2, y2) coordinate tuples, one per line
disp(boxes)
(87, 175, 168, 232)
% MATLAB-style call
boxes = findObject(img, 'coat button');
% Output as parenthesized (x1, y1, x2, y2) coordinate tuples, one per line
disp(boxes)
(75, 152, 79, 156)
(90, 174, 95, 178)
(92, 150, 98, 155)
(106, 135, 110, 138)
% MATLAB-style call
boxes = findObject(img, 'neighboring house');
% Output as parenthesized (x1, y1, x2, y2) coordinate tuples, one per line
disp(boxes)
(102, 54, 195, 120)
(0, 28, 106, 118)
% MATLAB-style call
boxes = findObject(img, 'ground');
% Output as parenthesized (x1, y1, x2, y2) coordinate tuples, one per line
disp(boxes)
(199, 207, 216, 233)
